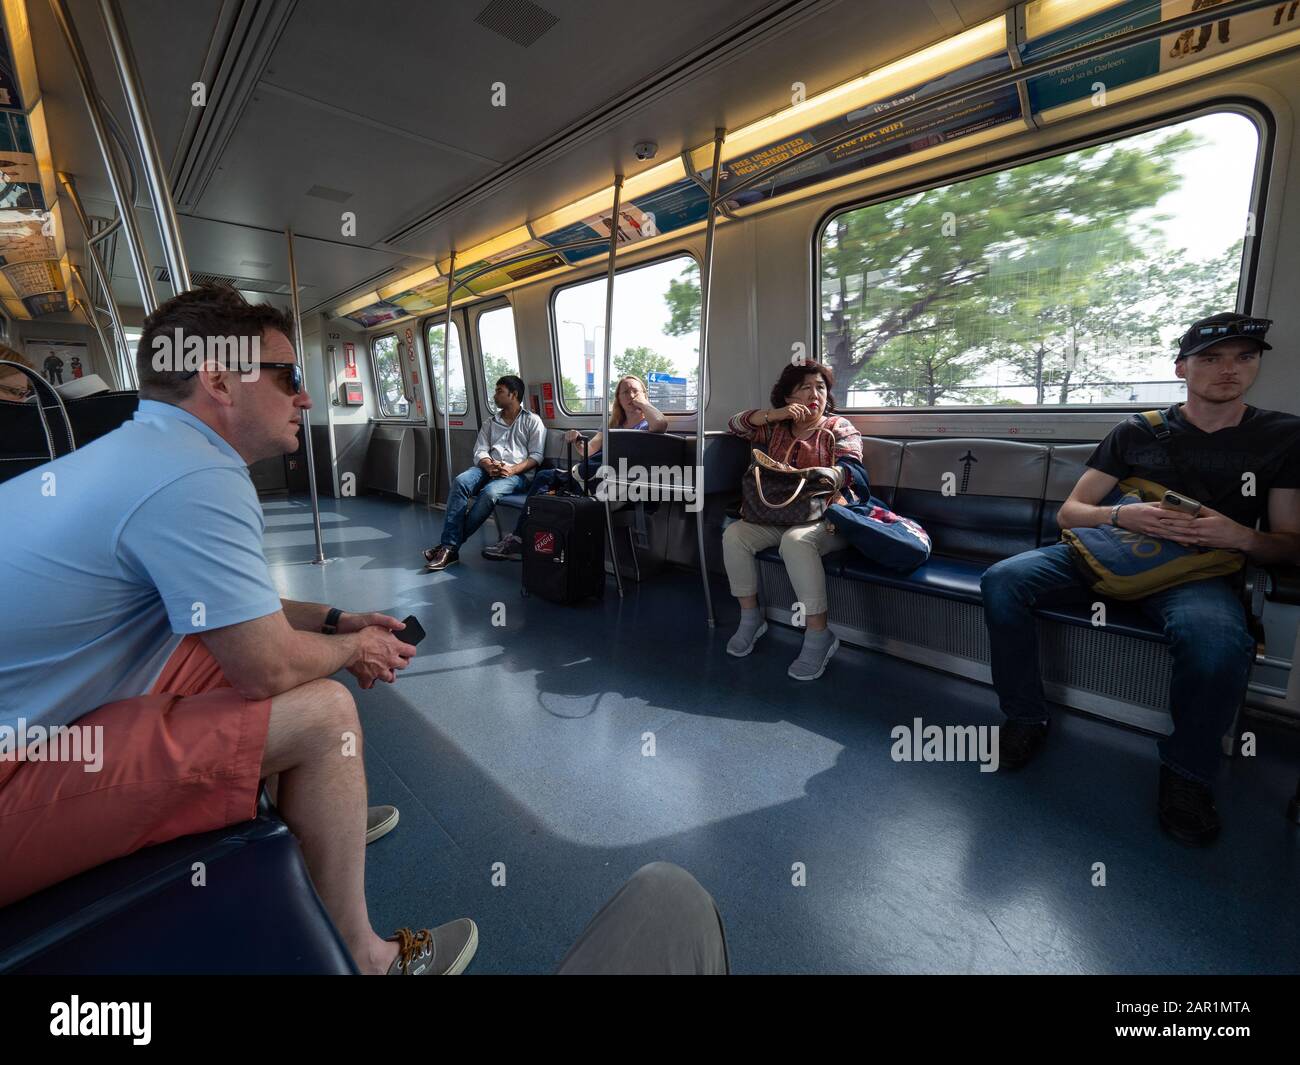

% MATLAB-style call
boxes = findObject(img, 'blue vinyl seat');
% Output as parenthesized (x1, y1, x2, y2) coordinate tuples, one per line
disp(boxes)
(0, 813, 357, 975)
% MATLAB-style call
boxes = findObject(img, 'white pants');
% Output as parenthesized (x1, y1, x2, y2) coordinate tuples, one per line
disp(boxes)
(722, 519, 848, 616)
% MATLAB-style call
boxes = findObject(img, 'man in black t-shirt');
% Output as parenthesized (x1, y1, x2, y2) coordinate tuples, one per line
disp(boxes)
(980, 313, 1300, 846)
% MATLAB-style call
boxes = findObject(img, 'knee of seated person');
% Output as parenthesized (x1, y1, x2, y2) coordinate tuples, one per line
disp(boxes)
(308, 677, 360, 731)
(626, 861, 709, 901)
(722, 520, 746, 546)
(980, 555, 1022, 595)
(777, 527, 815, 556)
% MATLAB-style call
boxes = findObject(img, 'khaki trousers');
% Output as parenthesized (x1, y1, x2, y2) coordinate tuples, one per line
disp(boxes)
(722, 518, 848, 616)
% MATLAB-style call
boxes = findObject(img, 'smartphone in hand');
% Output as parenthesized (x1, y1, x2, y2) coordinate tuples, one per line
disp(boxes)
(1160, 490, 1202, 516)
(399, 615, 427, 646)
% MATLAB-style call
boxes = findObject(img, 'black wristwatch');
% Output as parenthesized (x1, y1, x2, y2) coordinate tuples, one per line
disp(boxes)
(321, 607, 344, 635)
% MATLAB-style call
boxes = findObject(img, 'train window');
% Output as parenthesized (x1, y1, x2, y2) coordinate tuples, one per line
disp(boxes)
(424, 318, 468, 415)
(476, 305, 521, 404)
(551, 253, 700, 415)
(818, 110, 1261, 409)
(370, 333, 410, 418)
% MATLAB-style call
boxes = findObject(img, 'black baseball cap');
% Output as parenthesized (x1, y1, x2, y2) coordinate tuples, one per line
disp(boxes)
(1177, 312, 1272, 360)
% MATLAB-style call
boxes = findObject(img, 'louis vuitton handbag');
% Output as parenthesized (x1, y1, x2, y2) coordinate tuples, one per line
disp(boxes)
(740, 425, 846, 526)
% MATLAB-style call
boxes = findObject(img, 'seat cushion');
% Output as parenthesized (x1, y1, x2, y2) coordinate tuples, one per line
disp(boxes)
(0, 816, 357, 975)
(840, 552, 988, 603)
(768, 544, 1168, 641)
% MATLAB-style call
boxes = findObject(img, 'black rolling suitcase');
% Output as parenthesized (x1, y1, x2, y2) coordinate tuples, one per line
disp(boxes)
(521, 440, 606, 604)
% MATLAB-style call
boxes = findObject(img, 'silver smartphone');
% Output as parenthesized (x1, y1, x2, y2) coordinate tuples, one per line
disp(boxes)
(1161, 490, 1202, 516)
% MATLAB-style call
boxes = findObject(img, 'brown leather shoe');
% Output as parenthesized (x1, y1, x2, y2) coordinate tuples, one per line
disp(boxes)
(423, 545, 458, 572)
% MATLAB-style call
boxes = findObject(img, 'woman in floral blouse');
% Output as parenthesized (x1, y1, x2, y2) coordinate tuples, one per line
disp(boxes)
(723, 360, 862, 680)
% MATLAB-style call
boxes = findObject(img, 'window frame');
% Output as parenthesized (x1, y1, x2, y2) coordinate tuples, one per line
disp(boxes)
(369, 331, 415, 421)
(547, 249, 703, 417)
(472, 298, 523, 418)
(421, 314, 470, 417)
(811, 98, 1273, 417)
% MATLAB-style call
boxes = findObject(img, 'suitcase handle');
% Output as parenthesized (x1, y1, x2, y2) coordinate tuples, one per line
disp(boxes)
(565, 434, 592, 497)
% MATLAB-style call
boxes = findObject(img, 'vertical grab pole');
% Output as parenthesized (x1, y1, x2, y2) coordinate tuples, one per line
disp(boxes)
(47, 0, 157, 314)
(286, 227, 329, 565)
(59, 173, 135, 388)
(69, 268, 118, 389)
(695, 130, 725, 626)
(440, 253, 457, 501)
(601, 177, 625, 598)
(97, 0, 191, 293)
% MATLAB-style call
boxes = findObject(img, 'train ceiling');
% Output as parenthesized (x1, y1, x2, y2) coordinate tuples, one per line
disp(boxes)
(21, 0, 1017, 323)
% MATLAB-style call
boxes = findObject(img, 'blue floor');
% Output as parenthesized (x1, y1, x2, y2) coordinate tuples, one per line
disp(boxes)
(263, 494, 1300, 974)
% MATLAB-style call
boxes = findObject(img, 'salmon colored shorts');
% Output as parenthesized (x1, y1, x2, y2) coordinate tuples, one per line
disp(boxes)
(0, 636, 272, 908)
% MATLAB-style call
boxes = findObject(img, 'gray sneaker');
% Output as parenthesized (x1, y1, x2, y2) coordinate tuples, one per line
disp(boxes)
(482, 533, 523, 561)
(726, 620, 768, 657)
(385, 920, 478, 975)
(365, 804, 399, 845)
(788, 631, 840, 681)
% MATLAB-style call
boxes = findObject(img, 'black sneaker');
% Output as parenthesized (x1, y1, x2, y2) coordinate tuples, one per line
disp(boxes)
(1158, 764, 1221, 846)
(996, 719, 1049, 771)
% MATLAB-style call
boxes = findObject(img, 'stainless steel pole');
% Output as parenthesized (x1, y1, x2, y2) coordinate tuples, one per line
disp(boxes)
(600, 176, 622, 424)
(69, 275, 119, 390)
(286, 227, 329, 565)
(439, 252, 457, 500)
(47, 0, 157, 313)
(98, 0, 191, 293)
(601, 177, 625, 598)
(59, 173, 136, 388)
(695, 130, 725, 626)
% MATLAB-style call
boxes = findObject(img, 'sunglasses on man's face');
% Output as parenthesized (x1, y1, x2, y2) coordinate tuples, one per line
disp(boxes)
(256, 362, 304, 394)
(180, 362, 303, 394)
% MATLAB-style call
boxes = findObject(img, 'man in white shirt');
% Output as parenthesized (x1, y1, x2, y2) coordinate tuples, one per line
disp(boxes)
(423, 374, 545, 571)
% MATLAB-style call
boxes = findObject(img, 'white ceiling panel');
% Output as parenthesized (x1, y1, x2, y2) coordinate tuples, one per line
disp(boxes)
(194, 87, 493, 244)
(260, 0, 780, 164)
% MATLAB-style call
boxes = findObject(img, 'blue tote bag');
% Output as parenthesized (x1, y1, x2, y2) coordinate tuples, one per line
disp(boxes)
(825, 461, 932, 573)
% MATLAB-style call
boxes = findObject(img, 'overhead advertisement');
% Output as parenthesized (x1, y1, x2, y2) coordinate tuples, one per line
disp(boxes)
(385, 276, 448, 317)
(460, 251, 567, 295)
(536, 178, 710, 263)
(1022, 0, 1300, 114)
(702, 52, 1019, 212)
(0, 209, 55, 265)
(342, 299, 406, 328)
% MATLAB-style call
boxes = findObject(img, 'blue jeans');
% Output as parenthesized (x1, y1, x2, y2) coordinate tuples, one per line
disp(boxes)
(980, 543, 1254, 784)
(440, 467, 531, 550)
(510, 456, 604, 536)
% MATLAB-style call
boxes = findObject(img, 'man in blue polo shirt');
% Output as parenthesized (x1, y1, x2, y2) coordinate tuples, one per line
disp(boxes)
(0, 285, 477, 975)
